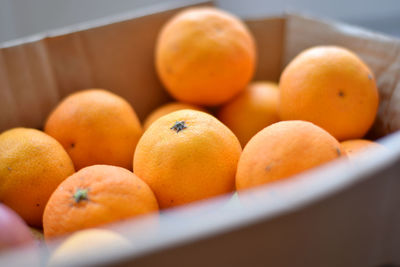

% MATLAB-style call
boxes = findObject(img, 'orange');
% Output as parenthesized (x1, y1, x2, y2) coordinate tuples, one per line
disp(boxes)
(236, 120, 344, 191)
(279, 46, 379, 141)
(0, 128, 74, 227)
(341, 139, 386, 160)
(218, 81, 279, 146)
(47, 229, 132, 266)
(134, 109, 241, 209)
(155, 7, 256, 106)
(43, 165, 158, 239)
(44, 89, 142, 170)
(143, 102, 206, 130)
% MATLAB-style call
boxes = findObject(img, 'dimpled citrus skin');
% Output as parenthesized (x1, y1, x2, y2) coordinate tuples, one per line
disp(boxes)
(155, 7, 256, 106)
(340, 139, 386, 160)
(236, 120, 345, 191)
(43, 165, 158, 239)
(143, 102, 206, 130)
(134, 109, 242, 209)
(279, 46, 379, 141)
(44, 89, 142, 170)
(0, 128, 75, 227)
(218, 81, 280, 147)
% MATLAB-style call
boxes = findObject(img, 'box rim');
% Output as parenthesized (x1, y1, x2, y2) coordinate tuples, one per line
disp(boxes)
(0, 0, 213, 49)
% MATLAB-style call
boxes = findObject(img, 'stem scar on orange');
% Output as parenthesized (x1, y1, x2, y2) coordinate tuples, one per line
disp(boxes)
(143, 102, 206, 130)
(73, 189, 88, 203)
(170, 121, 187, 133)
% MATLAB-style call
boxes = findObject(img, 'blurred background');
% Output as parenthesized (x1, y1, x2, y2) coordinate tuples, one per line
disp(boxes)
(0, 0, 400, 43)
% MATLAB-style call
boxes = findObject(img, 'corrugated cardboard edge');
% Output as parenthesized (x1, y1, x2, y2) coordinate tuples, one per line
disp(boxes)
(283, 12, 400, 139)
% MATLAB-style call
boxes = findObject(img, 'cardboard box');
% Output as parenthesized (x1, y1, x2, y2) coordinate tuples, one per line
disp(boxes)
(1, 1, 400, 266)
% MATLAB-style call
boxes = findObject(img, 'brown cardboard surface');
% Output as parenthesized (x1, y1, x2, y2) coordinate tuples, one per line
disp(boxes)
(1, 2, 400, 267)
(0, 40, 59, 130)
(245, 17, 285, 82)
(43, 10, 175, 122)
(0, 1, 212, 132)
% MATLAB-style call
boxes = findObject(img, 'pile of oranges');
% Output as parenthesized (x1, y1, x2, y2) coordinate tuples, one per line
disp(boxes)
(0, 6, 385, 261)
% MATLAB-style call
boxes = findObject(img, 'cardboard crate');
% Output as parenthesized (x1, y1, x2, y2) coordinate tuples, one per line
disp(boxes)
(1, 1, 400, 266)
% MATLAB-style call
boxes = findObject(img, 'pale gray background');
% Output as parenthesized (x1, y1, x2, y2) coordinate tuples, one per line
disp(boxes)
(0, 0, 400, 43)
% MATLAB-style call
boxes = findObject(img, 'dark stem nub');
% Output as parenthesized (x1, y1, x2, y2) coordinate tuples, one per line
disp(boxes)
(170, 121, 187, 133)
(73, 188, 88, 203)
(336, 148, 342, 157)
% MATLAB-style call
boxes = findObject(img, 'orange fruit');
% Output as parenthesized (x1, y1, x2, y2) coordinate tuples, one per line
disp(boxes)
(0, 128, 74, 227)
(143, 102, 206, 130)
(43, 165, 158, 239)
(236, 120, 344, 191)
(134, 109, 242, 209)
(44, 89, 142, 170)
(341, 139, 386, 160)
(218, 81, 279, 146)
(279, 46, 379, 141)
(47, 229, 132, 266)
(155, 7, 256, 106)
